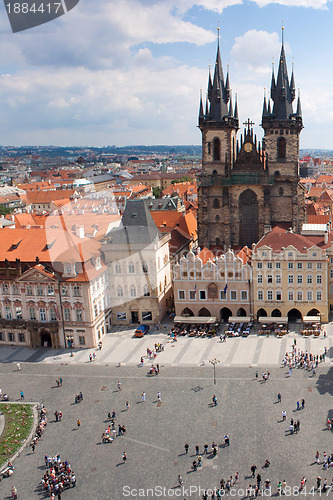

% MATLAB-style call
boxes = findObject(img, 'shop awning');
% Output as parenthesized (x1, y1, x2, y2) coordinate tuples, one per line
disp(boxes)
(259, 317, 288, 324)
(303, 315, 321, 323)
(174, 316, 217, 324)
(228, 316, 251, 323)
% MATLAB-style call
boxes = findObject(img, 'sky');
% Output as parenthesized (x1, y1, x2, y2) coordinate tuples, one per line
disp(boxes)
(0, 0, 332, 149)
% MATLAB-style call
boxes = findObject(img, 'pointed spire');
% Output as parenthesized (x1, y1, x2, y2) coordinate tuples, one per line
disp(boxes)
(270, 28, 295, 119)
(296, 90, 302, 118)
(262, 89, 268, 117)
(228, 94, 233, 117)
(290, 62, 296, 101)
(208, 64, 212, 100)
(268, 99, 271, 114)
(205, 94, 209, 116)
(208, 26, 229, 121)
(270, 62, 275, 100)
(199, 89, 204, 119)
(234, 94, 239, 120)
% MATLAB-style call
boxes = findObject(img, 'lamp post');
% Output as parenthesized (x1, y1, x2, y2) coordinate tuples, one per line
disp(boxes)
(209, 357, 220, 385)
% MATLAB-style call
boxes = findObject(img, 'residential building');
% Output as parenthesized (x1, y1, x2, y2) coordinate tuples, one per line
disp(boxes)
(173, 248, 252, 321)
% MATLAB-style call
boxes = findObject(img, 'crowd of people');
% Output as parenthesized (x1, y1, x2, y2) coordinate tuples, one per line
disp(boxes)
(41, 454, 76, 498)
(282, 342, 327, 371)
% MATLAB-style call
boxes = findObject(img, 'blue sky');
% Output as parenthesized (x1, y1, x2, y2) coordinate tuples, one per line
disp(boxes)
(0, 0, 332, 148)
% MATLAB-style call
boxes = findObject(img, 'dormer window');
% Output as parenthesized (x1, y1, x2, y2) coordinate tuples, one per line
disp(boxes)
(95, 257, 102, 270)
(63, 263, 76, 277)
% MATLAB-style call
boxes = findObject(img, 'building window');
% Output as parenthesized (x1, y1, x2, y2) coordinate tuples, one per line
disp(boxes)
(64, 308, 71, 322)
(241, 291, 248, 301)
(8, 332, 14, 342)
(258, 290, 263, 300)
(275, 262, 281, 269)
(330, 269, 333, 279)
(115, 262, 121, 274)
(307, 291, 313, 301)
(213, 198, 220, 209)
(307, 262, 313, 269)
(79, 336, 86, 346)
(50, 308, 57, 321)
(61, 285, 68, 296)
(213, 137, 220, 161)
(257, 275, 263, 284)
(47, 285, 54, 296)
(267, 291, 273, 301)
(117, 312, 126, 321)
(313, 252, 317, 257)
(182, 272, 188, 278)
(267, 274, 273, 283)
(29, 307, 36, 321)
(317, 275, 322, 284)
(288, 263, 293, 269)
(128, 262, 135, 274)
(178, 290, 185, 300)
(0, 332, 3, 341)
(36, 285, 44, 296)
(39, 308, 47, 322)
(297, 262, 303, 269)
(297, 275, 303, 284)
(297, 291, 302, 301)
(142, 262, 148, 274)
(5, 306, 11, 320)
(307, 275, 313, 284)
(73, 286, 80, 297)
(278, 137, 286, 159)
(230, 290, 237, 300)
(276, 291, 282, 301)
(2, 283, 8, 294)
(117, 286, 123, 298)
(199, 290, 206, 300)
(276, 275, 281, 284)
(262, 251, 267, 257)
(189, 290, 196, 300)
(288, 275, 294, 284)
(316, 291, 322, 301)
(130, 285, 136, 298)
(18, 333, 25, 343)
(143, 285, 150, 297)
(317, 262, 322, 269)
(267, 263, 273, 269)
(15, 306, 22, 320)
(142, 311, 152, 321)
(220, 290, 227, 300)
(76, 309, 83, 322)
(26, 284, 33, 296)
(257, 263, 262, 269)
(288, 291, 294, 301)
(12, 284, 19, 295)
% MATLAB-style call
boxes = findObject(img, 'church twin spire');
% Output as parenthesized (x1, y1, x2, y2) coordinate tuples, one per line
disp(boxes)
(263, 28, 302, 122)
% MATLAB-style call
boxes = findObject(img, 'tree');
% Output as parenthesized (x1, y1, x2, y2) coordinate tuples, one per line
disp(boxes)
(0, 205, 12, 216)
(153, 187, 162, 199)
(171, 176, 193, 185)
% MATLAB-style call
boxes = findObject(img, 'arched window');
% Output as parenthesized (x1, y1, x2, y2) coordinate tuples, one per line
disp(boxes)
(116, 286, 123, 297)
(212, 170, 217, 175)
(278, 137, 286, 159)
(128, 262, 134, 274)
(115, 262, 121, 274)
(213, 198, 220, 209)
(213, 137, 220, 161)
(130, 285, 136, 297)
(164, 276, 167, 287)
(143, 285, 150, 297)
(142, 262, 148, 274)
(279, 187, 284, 196)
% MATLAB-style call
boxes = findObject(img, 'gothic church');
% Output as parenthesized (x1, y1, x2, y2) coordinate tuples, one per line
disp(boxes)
(197, 31, 306, 250)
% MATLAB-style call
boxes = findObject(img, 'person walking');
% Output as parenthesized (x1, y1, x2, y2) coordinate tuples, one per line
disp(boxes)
(282, 410, 286, 421)
(251, 464, 257, 478)
(212, 395, 218, 406)
(16, 363, 21, 371)
(157, 392, 161, 402)
(178, 474, 183, 486)
(20, 390, 24, 400)
(142, 392, 146, 402)
(117, 381, 121, 391)
(195, 444, 199, 455)
(126, 401, 130, 411)
(301, 398, 305, 409)
(77, 419, 81, 428)
(296, 401, 300, 411)
(185, 443, 189, 455)
(122, 452, 127, 464)
(277, 393, 281, 403)
(204, 443, 208, 454)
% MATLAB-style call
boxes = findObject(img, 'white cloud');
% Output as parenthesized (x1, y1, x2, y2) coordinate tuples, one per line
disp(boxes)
(173, 0, 243, 14)
(251, 0, 329, 8)
(231, 30, 285, 77)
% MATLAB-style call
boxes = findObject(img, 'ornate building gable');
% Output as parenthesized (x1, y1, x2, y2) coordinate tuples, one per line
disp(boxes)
(16, 265, 57, 283)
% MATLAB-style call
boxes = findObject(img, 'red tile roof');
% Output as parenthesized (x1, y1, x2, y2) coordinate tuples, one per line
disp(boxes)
(255, 226, 324, 253)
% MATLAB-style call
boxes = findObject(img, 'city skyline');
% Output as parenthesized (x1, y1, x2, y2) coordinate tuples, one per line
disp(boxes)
(0, 0, 332, 148)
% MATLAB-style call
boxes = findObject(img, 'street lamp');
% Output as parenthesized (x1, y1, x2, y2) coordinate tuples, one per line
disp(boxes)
(209, 357, 220, 385)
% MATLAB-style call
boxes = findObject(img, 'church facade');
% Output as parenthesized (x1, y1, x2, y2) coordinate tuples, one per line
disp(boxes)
(197, 32, 306, 250)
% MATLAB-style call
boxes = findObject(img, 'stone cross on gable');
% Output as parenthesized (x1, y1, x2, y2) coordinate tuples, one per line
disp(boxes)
(243, 118, 255, 132)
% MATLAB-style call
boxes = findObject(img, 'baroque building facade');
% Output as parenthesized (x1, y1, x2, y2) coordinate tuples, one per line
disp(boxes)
(197, 32, 306, 250)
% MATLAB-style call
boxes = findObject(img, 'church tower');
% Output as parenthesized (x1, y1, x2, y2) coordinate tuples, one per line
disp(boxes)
(197, 29, 306, 250)
(261, 29, 306, 233)
(198, 29, 239, 248)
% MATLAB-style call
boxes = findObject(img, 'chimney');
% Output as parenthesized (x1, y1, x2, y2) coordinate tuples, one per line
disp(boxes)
(325, 230, 328, 244)
(76, 225, 85, 239)
(16, 258, 22, 276)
